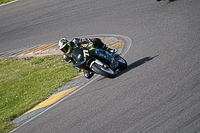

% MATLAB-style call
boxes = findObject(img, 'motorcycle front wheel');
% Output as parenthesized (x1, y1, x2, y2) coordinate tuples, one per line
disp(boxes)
(91, 62, 116, 78)
(115, 56, 127, 70)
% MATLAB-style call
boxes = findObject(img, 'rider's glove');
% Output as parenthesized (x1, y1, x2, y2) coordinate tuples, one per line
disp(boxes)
(63, 54, 72, 63)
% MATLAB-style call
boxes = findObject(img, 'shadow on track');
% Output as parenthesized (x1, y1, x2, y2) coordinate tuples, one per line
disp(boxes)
(168, 0, 179, 3)
(115, 55, 158, 77)
(97, 55, 158, 81)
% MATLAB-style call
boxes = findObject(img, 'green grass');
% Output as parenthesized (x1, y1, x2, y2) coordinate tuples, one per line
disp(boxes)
(0, 0, 13, 4)
(0, 56, 79, 133)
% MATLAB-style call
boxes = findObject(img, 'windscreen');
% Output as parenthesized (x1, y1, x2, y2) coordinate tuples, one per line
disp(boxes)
(71, 47, 84, 62)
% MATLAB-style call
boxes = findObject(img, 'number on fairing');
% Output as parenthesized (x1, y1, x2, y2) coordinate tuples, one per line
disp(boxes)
(83, 50, 89, 57)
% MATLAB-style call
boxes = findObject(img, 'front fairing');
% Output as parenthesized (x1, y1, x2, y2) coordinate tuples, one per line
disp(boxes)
(71, 47, 86, 67)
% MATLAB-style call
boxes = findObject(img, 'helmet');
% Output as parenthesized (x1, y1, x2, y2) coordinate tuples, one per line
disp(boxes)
(58, 38, 71, 54)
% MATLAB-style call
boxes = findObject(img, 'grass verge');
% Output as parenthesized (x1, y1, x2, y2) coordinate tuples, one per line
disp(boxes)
(0, 0, 13, 4)
(0, 56, 79, 133)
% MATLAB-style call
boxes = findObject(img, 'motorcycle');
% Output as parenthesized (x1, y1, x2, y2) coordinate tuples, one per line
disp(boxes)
(71, 46, 127, 78)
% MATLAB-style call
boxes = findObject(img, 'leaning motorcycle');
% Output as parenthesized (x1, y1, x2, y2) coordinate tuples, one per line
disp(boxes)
(71, 46, 127, 78)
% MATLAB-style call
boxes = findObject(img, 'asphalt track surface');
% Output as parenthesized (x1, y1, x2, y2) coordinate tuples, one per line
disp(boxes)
(1, 0, 200, 133)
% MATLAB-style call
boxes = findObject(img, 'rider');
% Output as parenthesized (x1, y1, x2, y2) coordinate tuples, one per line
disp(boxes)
(58, 37, 117, 79)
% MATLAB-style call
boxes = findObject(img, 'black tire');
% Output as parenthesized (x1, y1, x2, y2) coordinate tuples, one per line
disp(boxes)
(116, 56, 127, 70)
(91, 63, 116, 78)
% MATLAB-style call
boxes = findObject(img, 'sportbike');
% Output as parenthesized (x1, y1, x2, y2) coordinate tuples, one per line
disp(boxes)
(71, 46, 127, 78)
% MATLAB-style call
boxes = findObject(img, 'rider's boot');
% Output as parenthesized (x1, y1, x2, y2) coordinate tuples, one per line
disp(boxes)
(103, 45, 118, 53)
(108, 48, 118, 53)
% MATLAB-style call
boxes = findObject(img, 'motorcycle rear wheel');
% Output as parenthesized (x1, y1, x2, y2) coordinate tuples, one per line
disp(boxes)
(91, 63, 116, 78)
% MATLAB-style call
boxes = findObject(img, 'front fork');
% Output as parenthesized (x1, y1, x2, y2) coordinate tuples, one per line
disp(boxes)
(112, 54, 120, 70)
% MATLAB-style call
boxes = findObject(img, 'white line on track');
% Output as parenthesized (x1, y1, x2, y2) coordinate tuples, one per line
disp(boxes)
(0, 0, 18, 7)
(10, 34, 132, 133)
